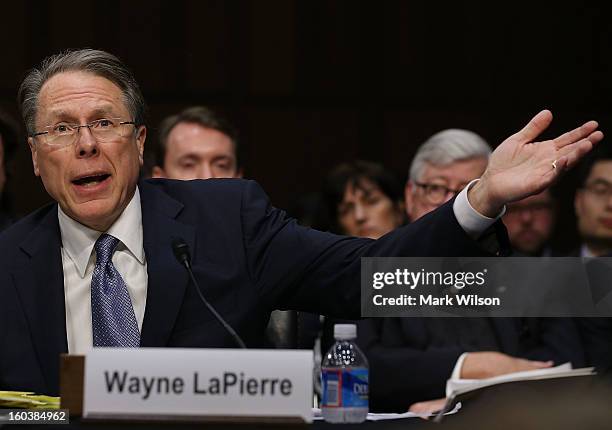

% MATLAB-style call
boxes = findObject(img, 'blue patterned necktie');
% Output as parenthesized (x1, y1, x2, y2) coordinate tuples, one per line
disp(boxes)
(91, 233, 140, 347)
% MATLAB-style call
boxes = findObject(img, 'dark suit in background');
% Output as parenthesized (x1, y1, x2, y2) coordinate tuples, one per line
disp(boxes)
(0, 178, 497, 396)
(357, 316, 585, 412)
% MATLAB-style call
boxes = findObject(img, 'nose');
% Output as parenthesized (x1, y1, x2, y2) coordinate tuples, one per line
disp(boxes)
(354, 203, 367, 224)
(74, 126, 99, 158)
(197, 164, 214, 180)
(520, 209, 533, 223)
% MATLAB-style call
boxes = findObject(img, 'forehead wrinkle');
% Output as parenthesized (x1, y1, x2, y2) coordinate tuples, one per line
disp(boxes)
(38, 74, 127, 120)
(46, 104, 118, 121)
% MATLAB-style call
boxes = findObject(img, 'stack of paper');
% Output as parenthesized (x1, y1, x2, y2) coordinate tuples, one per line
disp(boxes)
(0, 391, 60, 409)
(312, 403, 461, 421)
(446, 363, 595, 398)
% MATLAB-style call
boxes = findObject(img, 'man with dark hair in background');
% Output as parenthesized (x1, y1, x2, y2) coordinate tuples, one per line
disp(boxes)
(571, 144, 612, 378)
(152, 106, 296, 348)
(573, 144, 612, 257)
(151, 106, 242, 180)
(0, 109, 19, 231)
(503, 189, 557, 256)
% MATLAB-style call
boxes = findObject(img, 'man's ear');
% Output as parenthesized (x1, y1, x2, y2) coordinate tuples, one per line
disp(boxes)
(404, 180, 415, 219)
(28, 137, 40, 177)
(151, 166, 166, 178)
(136, 125, 147, 165)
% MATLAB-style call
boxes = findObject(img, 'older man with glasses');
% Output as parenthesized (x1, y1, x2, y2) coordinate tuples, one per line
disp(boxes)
(0, 49, 602, 398)
(404, 129, 491, 222)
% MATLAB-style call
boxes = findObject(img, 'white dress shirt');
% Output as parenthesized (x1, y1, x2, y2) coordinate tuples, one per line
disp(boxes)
(59, 188, 147, 354)
(57, 180, 500, 356)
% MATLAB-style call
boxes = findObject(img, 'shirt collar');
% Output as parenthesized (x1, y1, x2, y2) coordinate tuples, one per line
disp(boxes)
(58, 187, 145, 278)
(581, 243, 595, 258)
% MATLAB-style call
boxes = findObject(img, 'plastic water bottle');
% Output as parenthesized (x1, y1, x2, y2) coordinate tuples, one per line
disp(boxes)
(321, 324, 369, 423)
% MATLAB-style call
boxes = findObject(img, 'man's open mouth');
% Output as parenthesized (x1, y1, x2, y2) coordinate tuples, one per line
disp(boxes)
(72, 174, 111, 187)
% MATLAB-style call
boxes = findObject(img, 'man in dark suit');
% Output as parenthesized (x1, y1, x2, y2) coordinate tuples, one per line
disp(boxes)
(0, 49, 602, 397)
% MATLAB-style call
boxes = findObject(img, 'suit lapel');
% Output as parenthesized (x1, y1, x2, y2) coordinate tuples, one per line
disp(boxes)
(138, 181, 195, 347)
(13, 205, 67, 394)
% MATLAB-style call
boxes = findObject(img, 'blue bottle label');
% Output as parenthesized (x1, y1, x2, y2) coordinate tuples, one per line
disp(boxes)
(321, 367, 369, 408)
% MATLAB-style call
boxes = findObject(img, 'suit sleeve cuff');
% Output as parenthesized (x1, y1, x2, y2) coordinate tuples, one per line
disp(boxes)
(453, 179, 506, 239)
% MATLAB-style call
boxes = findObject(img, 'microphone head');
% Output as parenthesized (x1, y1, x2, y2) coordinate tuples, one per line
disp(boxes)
(172, 237, 191, 267)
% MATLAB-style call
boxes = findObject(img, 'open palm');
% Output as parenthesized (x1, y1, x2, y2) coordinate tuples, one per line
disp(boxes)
(473, 110, 603, 216)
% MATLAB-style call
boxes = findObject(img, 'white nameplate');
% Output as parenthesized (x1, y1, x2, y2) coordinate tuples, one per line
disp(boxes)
(82, 348, 313, 423)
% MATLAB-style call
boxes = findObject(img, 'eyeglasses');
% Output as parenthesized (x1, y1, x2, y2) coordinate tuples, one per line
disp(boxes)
(32, 118, 136, 147)
(415, 182, 463, 204)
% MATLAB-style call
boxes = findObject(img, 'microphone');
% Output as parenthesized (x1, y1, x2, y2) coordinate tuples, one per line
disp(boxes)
(172, 238, 247, 349)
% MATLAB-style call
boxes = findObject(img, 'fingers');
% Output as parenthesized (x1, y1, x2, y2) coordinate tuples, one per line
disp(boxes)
(588, 130, 604, 145)
(409, 398, 447, 419)
(513, 110, 553, 143)
(513, 357, 553, 370)
(553, 120, 600, 149)
(556, 130, 604, 170)
(528, 360, 554, 369)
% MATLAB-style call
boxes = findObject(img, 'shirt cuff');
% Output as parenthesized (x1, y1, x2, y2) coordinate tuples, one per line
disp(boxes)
(451, 352, 469, 381)
(453, 179, 506, 239)
(446, 352, 470, 397)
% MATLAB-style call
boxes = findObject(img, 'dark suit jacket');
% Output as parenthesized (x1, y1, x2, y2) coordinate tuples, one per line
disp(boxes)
(0, 178, 498, 396)
(357, 316, 585, 412)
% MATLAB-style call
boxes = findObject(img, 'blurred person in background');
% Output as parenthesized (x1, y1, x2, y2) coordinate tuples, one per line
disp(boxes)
(357, 129, 584, 413)
(503, 189, 556, 256)
(404, 129, 490, 222)
(326, 160, 405, 238)
(151, 106, 242, 180)
(573, 144, 612, 257)
(572, 145, 612, 379)
(0, 109, 19, 231)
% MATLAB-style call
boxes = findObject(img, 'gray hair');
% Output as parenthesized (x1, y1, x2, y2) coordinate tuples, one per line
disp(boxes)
(18, 49, 146, 136)
(409, 129, 491, 182)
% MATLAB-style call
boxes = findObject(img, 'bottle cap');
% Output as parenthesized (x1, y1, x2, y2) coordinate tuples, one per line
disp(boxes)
(334, 324, 357, 340)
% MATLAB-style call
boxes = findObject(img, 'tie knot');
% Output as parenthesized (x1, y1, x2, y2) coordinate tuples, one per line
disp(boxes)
(94, 233, 120, 264)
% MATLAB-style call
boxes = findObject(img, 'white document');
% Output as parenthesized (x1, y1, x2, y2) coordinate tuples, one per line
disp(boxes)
(446, 362, 595, 398)
(312, 402, 461, 421)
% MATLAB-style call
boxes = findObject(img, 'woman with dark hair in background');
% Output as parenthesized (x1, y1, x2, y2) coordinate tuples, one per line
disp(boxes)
(303, 160, 406, 404)
(325, 160, 405, 238)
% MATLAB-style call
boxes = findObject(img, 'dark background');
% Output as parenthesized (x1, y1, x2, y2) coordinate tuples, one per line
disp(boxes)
(1, 1, 610, 251)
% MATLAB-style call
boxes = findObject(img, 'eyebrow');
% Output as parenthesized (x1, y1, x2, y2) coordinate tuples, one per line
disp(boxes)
(423, 176, 451, 184)
(587, 178, 612, 187)
(177, 154, 201, 162)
